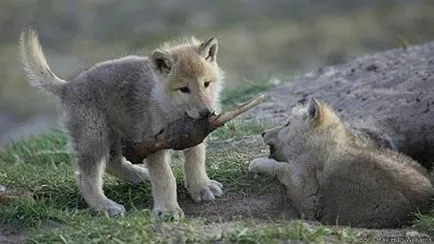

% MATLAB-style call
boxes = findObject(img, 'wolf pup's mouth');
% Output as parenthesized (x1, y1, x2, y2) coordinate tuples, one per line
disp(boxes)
(268, 144, 276, 158)
(268, 144, 286, 162)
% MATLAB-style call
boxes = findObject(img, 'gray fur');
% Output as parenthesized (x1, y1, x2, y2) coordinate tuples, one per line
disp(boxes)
(250, 99, 434, 228)
(19, 28, 224, 218)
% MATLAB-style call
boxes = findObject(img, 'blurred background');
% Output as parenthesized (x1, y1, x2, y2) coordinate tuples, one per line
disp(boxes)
(1, 0, 434, 146)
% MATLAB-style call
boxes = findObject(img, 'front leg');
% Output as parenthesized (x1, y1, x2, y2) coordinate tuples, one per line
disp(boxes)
(248, 157, 292, 177)
(183, 142, 223, 202)
(107, 134, 149, 184)
(249, 157, 320, 219)
(146, 150, 183, 221)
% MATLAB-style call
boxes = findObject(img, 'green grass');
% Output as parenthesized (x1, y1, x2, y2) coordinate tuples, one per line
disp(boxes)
(225, 220, 364, 244)
(26, 215, 361, 244)
(0, 128, 281, 242)
(0, 127, 432, 243)
(209, 120, 272, 141)
(413, 209, 434, 236)
(221, 82, 270, 106)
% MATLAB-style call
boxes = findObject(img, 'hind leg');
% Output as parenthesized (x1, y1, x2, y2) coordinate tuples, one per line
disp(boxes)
(249, 157, 320, 219)
(75, 153, 125, 216)
(106, 134, 149, 184)
(68, 115, 125, 216)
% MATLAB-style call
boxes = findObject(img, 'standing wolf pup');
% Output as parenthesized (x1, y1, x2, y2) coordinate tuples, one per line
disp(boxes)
(249, 98, 434, 228)
(19, 28, 224, 219)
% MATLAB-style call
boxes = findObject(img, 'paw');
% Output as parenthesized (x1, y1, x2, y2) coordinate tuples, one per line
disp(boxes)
(187, 179, 223, 202)
(248, 157, 269, 173)
(119, 157, 149, 184)
(94, 199, 126, 216)
(129, 165, 150, 185)
(152, 206, 184, 222)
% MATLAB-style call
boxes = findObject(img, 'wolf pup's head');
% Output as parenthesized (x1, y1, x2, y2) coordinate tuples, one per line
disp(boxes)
(261, 98, 346, 162)
(151, 36, 223, 119)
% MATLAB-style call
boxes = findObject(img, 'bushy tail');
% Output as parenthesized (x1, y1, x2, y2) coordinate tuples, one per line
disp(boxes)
(19, 27, 66, 95)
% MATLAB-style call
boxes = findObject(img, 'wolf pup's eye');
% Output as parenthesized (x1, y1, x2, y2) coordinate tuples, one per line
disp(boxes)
(204, 81, 210, 88)
(179, 87, 190, 93)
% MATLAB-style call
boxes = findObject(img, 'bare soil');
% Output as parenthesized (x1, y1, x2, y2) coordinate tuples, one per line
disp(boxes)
(181, 193, 297, 223)
(0, 225, 26, 244)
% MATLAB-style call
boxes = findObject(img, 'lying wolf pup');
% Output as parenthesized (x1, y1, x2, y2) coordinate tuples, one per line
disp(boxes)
(249, 98, 434, 228)
(19, 28, 224, 220)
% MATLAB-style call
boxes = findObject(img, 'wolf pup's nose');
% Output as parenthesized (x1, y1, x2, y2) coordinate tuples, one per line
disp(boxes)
(199, 108, 212, 118)
(261, 131, 266, 138)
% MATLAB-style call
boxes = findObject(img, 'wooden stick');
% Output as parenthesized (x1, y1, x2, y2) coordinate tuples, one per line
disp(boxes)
(211, 95, 265, 126)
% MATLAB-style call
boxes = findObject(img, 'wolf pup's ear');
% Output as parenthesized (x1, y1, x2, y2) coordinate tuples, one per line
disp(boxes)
(151, 50, 172, 74)
(306, 98, 320, 121)
(198, 37, 218, 62)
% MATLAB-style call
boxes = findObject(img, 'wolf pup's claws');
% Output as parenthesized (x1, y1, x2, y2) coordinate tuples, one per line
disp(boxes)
(152, 207, 184, 222)
(94, 201, 126, 217)
(189, 180, 223, 202)
(209, 181, 224, 197)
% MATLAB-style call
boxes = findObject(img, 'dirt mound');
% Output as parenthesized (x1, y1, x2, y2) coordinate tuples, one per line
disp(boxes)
(245, 41, 434, 167)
